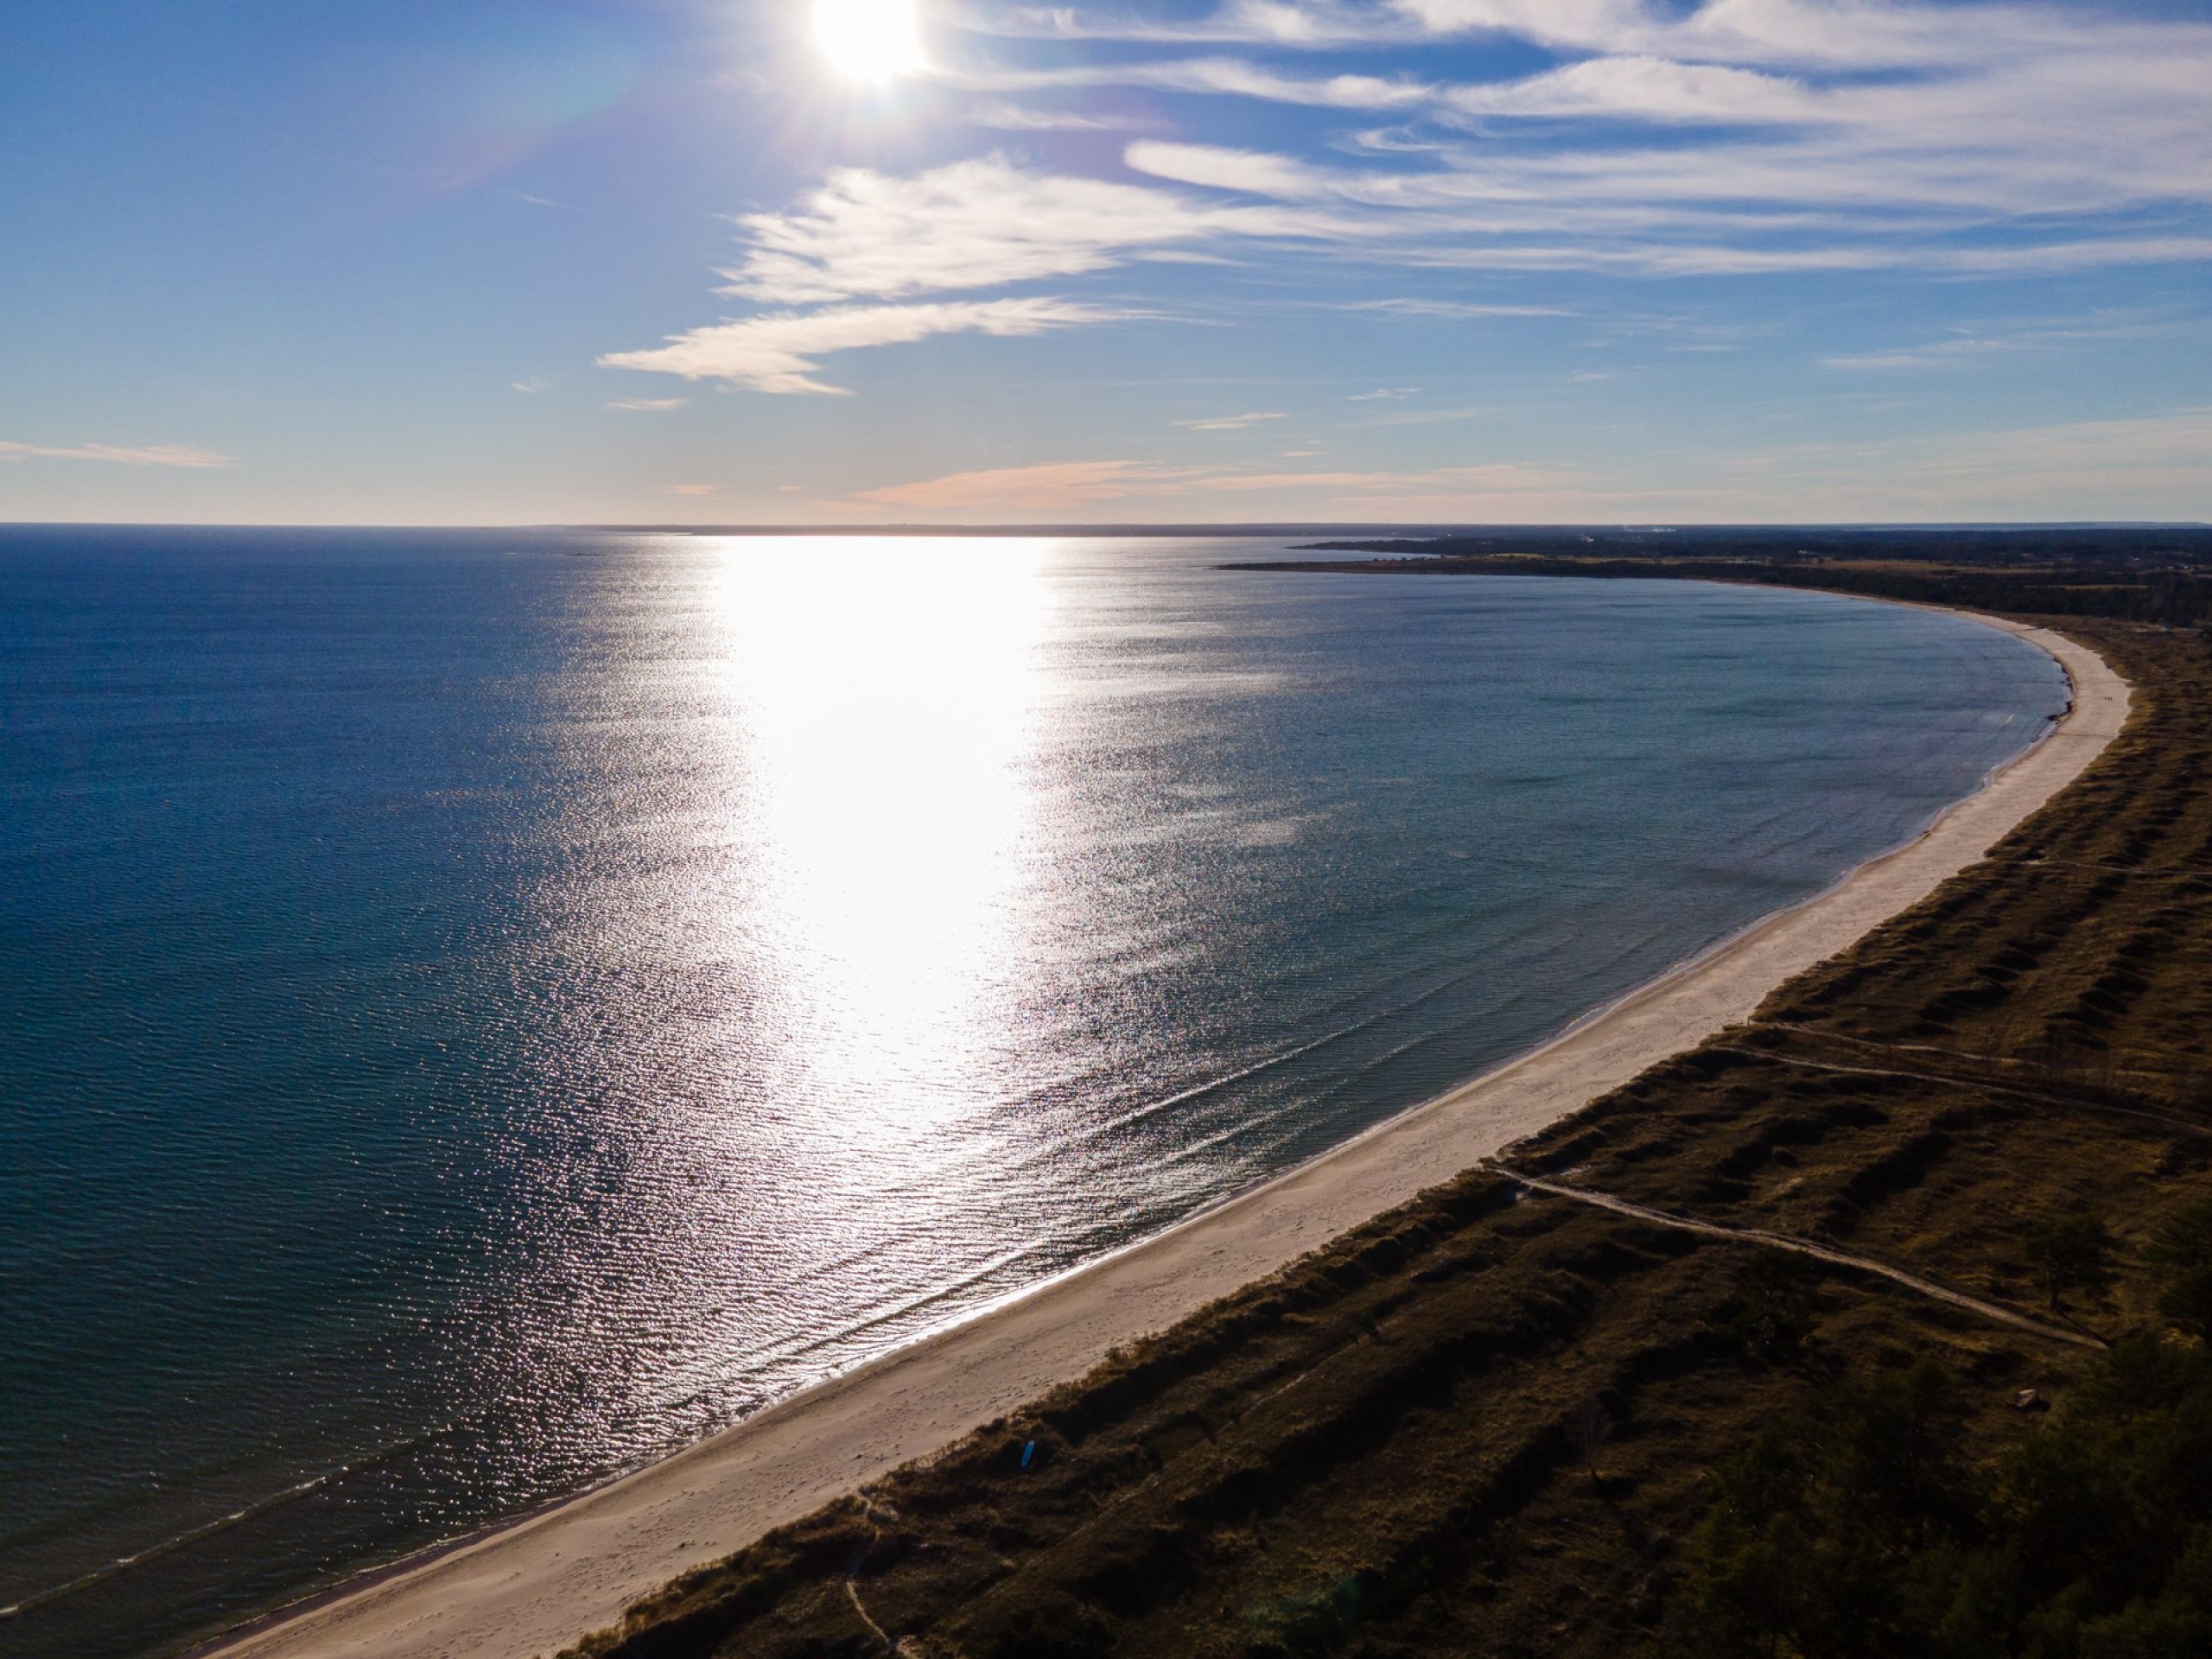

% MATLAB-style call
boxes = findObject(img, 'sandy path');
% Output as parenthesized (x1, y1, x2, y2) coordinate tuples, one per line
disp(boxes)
(207, 615, 2126, 1659)
(1491, 1166, 2108, 1351)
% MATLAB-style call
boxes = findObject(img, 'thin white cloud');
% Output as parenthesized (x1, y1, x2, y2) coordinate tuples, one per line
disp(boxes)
(949, 3, 2212, 275)
(1120, 125, 2212, 275)
(853, 406, 2212, 519)
(965, 100, 1143, 130)
(1183, 462, 1582, 494)
(1125, 140, 1335, 198)
(605, 3, 2212, 396)
(1175, 410, 1287, 429)
(856, 453, 1586, 510)
(1351, 298, 1575, 318)
(1889, 405, 2212, 479)
(601, 297, 1122, 394)
(1351, 404, 1492, 426)
(859, 459, 1210, 508)
(1941, 238, 2212, 273)
(606, 397, 689, 410)
(975, 0, 1406, 45)
(1017, 0, 2190, 74)
(946, 54, 1434, 107)
(1821, 309, 2190, 371)
(1122, 57, 1433, 107)
(719, 156, 1309, 305)
(599, 156, 1344, 395)
(1707, 405, 2212, 518)
(1823, 339, 2035, 372)
(0, 440, 232, 468)
(512, 378, 552, 394)
(1349, 387, 1418, 398)
(1440, 55, 1817, 123)
(1397, 235, 2212, 277)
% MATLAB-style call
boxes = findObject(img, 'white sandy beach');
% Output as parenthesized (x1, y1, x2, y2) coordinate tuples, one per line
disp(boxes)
(207, 613, 2129, 1659)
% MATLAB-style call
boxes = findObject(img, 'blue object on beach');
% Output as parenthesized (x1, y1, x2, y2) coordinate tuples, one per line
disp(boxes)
(1020, 1440, 1035, 1469)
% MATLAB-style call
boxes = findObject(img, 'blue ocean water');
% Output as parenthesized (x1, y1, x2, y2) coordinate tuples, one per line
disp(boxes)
(0, 529, 2067, 1656)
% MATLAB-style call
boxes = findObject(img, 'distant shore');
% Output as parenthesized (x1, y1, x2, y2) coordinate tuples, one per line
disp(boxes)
(203, 609, 2128, 1659)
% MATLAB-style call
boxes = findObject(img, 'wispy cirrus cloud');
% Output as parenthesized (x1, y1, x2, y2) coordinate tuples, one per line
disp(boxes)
(856, 454, 1587, 511)
(853, 405, 2212, 519)
(858, 459, 1208, 508)
(601, 155, 1332, 395)
(1350, 403, 1491, 426)
(1174, 410, 1287, 429)
(715, 156, 1309, 307)
(1821, 310, 2188, 372)
(0, 440, 232, 468)
(606, 396, 687, 411)
(954, 54, 1435, 108)
(975, 0, 1423, 48)
(601, 296, 1122, 394)
(1003, 0, 2186, 73)
(964, 100, 1146, 130)
(1349, 298, 1573, 319)
(606, 1, 2212, 399)
(1122, 140, 1334, 199)
(1698, 405, 2212, 519)
(962, 3, 2212, 263)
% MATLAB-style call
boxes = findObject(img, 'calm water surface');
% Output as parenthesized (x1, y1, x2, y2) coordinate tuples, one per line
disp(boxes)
(0, 531, 2068, 1656)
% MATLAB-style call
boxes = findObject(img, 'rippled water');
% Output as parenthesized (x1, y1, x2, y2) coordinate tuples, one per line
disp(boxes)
(0, 529, 2067, 1656)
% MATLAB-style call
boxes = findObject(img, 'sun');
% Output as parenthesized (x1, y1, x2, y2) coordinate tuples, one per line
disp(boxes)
(811, 0, 926, 83)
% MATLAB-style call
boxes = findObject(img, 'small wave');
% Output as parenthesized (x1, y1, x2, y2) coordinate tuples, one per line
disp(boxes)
(0, 1429, 451, 1622)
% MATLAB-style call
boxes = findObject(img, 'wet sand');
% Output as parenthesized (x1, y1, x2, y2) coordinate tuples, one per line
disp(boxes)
(206, 613, 2127, 1659)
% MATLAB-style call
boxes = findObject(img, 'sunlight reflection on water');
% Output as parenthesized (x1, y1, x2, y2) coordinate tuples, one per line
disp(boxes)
(717, 537, 1052, 1120)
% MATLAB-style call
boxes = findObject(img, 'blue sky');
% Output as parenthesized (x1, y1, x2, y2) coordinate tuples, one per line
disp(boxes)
(2, 0, 2207, 524)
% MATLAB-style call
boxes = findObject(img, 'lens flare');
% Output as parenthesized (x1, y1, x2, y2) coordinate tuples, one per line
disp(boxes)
(810, 0, 925, 82)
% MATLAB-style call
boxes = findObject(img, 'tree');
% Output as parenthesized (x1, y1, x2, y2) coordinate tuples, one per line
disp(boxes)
(2149, 1198, 2212, 1340)
(2024, 1216, 2115, 1311)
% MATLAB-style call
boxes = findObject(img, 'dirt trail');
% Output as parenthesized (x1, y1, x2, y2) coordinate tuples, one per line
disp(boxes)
(1491, 1165, 2106, 1351)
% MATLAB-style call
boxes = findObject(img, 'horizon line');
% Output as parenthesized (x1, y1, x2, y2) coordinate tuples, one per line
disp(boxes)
(3, 519, 2208, 536)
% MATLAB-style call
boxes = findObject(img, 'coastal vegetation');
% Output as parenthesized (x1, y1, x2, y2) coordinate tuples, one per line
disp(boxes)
(1250, 528, 2212, 631)
(564, 586, 2212, 1659)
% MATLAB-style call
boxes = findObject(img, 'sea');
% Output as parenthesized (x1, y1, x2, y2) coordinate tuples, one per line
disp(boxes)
(0, 528, 2069, 1657)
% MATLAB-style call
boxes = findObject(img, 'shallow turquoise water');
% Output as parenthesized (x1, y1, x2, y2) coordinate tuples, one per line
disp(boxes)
(0, 530, 2067, 1656)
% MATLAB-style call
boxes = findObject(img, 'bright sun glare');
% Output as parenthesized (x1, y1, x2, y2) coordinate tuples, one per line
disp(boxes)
(811, 0, 925, 82)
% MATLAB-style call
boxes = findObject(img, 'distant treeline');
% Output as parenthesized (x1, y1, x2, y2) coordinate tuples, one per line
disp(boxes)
(1245, 538, 2212, 629)
(1300, 528, 2212, 568)
(1763, 564, 2212, 629)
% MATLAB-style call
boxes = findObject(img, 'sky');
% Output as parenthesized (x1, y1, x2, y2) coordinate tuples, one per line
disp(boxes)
(2, 0, 2208, 525)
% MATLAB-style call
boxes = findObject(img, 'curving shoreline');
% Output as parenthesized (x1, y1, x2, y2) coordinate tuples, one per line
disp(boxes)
(205, 612, 2129, 1659)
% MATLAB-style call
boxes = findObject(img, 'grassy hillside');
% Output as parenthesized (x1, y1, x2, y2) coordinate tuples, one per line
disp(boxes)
(566, 613, 2212, 1659)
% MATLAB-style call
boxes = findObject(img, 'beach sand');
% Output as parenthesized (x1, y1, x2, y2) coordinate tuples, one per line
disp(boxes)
(206, 614, 2127, 1659)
